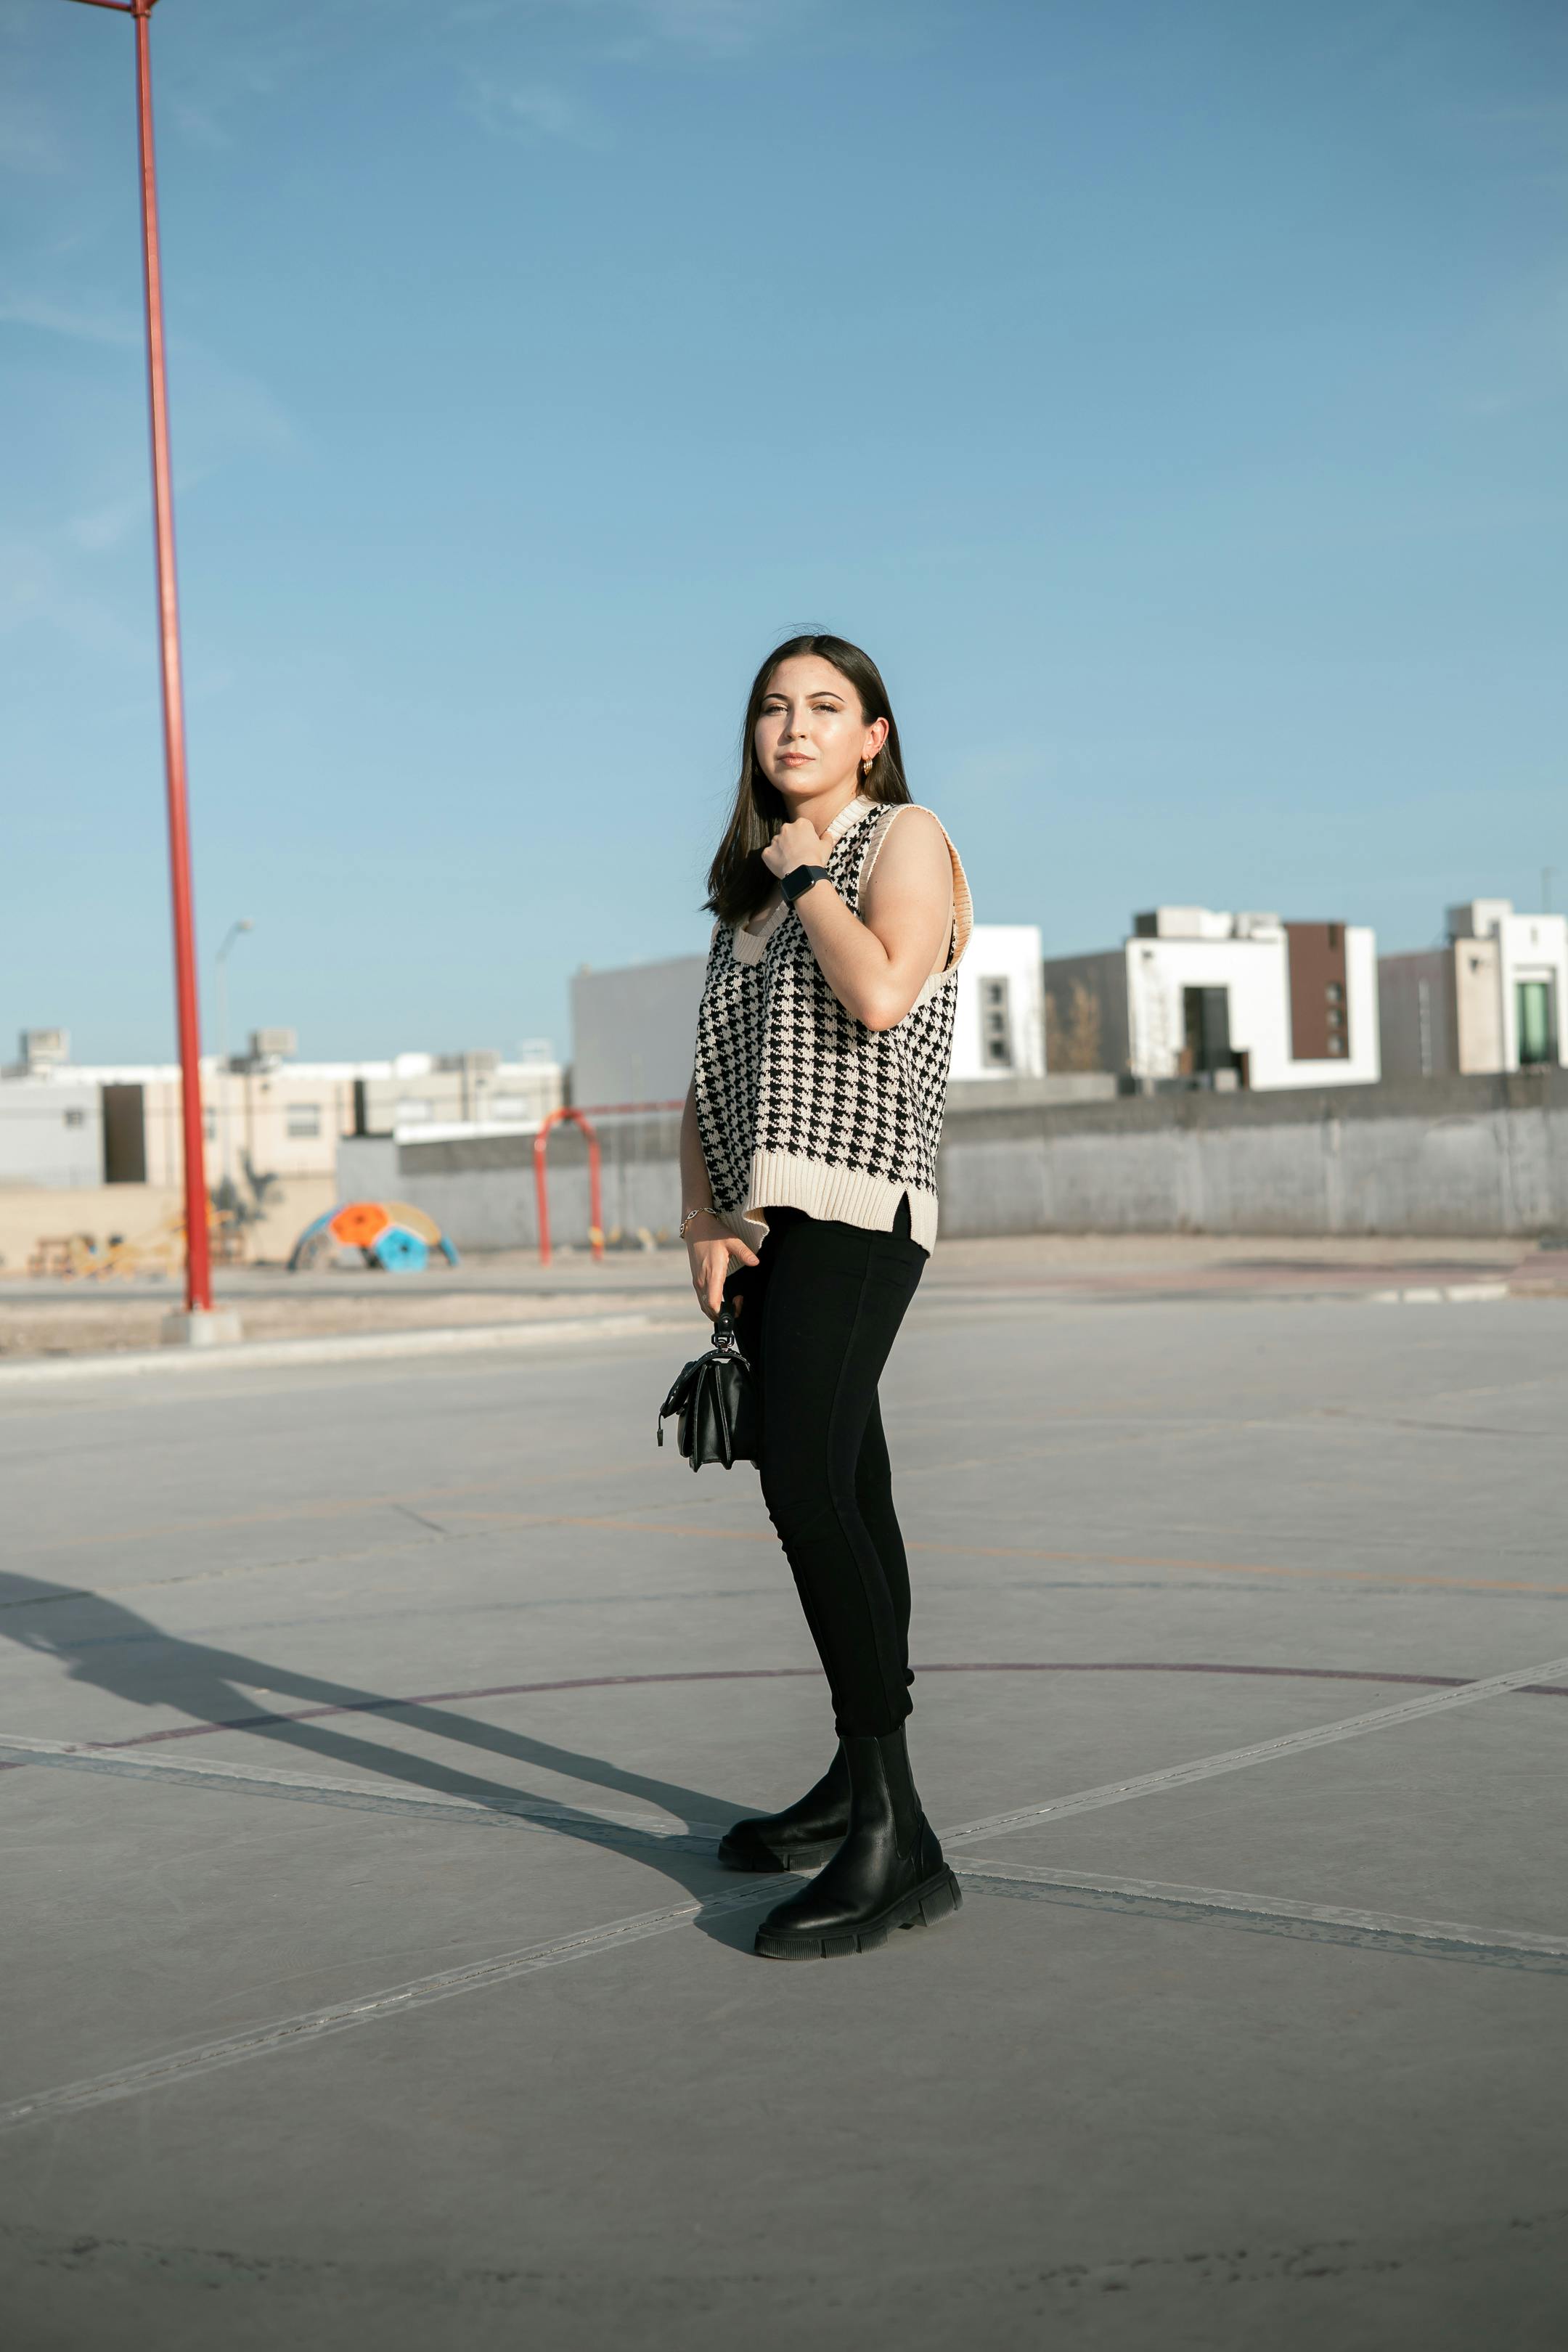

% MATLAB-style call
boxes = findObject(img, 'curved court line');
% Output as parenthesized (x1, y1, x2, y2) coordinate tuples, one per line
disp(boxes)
(6, 1646, 1568, 2133)
(4, 1657, 1565, 1771)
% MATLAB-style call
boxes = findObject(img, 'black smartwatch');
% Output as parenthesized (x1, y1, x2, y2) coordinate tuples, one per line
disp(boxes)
(781, 863, 832, 908)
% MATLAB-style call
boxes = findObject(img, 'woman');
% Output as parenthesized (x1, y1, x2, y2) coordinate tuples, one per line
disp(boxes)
(678, 632, 973, 1961)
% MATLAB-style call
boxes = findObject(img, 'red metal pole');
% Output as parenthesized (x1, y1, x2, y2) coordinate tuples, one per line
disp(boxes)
(585, 1122, 603, 1265)
(533, 1109, 603, 1267)
(533, 1119, 555, 1268)
(131, 0, 211, 1314)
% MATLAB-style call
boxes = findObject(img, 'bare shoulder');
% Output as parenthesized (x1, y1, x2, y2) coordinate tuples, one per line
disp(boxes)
(863, 804, 952, 895)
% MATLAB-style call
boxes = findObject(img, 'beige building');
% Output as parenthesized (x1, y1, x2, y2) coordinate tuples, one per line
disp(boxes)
(0, 1032, 563, 1193)
(1379, 901, 1567, 1079)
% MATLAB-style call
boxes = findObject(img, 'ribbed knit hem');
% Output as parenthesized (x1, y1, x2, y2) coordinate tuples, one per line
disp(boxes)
(719, 1151, 939, 1254)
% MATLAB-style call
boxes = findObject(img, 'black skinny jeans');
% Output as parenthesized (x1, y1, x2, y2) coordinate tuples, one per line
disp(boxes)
(723, 1199, 928, 1739)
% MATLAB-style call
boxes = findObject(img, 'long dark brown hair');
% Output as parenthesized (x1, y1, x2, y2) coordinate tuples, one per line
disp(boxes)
(704, 633, 911, 926)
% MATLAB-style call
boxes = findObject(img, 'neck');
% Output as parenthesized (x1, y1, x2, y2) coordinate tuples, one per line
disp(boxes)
(780, 777, 863, 838)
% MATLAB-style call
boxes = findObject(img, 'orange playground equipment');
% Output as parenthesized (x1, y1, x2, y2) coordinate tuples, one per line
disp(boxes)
(288, 1200, 460, 1273)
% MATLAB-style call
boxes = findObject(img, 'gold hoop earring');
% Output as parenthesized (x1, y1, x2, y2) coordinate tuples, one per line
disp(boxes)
(862, 755, 875, 783)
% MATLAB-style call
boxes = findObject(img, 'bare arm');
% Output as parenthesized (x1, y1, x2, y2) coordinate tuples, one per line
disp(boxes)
(680, 1080, 757, 1319)
(786, 807, 953, 1032)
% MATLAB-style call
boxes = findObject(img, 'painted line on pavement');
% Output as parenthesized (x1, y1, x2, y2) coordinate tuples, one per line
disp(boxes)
(956, 1861, 1568, 1974)
(0, 1734, 724, 1844)
(4, 1644, 1565, 2131)
(1371, 1283, 1511, 1305)
(939, 1649, 1568, 1848)
(0, 1883, 782, 2135)
(0, 1312, 689, 1388)
(6, 1654, 1562, 1780)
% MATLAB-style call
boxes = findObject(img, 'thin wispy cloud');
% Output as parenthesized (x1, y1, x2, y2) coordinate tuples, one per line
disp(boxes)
(465, 75, 611, 148)
(66, 492, 148, 555)
(0, 531, 143, 660)
(1458, 268, 1568, 420)
(601, 0, 812, 60)
(0, 92, 63, 178)
(0, 295, 140, 348)
(444, 0, 827, 60)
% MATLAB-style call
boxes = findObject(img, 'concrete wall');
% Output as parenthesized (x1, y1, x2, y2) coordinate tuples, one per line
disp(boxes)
(935, 1071, 1568, 1240)
(340, 1073, 1568, 1249)
(341, 1116, 688, 1253)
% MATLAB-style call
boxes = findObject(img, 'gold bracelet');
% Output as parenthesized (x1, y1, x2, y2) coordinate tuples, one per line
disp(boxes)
(679, 1206, 718, 1240)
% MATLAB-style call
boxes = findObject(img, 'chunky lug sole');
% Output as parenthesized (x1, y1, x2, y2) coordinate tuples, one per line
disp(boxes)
(754, 1868, 963, 1961)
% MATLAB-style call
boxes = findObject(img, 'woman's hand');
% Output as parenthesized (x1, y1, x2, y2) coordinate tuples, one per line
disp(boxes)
(685, 1212, 759, 1320)
(761, 818, 828, 881)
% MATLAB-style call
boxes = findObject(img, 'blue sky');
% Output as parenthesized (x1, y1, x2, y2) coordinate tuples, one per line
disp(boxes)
(4, 0, 1565, 1066)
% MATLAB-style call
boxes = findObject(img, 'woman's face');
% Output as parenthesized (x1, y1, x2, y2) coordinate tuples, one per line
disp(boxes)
(753, 656, 888, 806)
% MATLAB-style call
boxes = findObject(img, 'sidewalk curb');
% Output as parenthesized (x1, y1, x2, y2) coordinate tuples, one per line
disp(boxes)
(0, 1312, 694, 1388)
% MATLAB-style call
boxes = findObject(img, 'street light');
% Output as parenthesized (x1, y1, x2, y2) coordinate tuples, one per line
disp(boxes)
(64, 0, 225, 1339)
(216, 918, 254, 1190)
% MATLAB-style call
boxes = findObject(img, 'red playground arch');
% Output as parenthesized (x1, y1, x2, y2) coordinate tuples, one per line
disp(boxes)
(533, 1108, 603, 1267)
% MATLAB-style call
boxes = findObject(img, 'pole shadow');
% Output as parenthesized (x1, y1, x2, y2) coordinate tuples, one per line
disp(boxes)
(0, 1571, 799, 1951)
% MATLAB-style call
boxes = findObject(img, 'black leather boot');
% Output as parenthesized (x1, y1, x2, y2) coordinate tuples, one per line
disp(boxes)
(716, 1745, 850, 1872)
(753, 1727, 962, 1959)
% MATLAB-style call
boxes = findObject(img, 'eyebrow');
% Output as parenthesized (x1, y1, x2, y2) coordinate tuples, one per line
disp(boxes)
(761, 688, 845, 701)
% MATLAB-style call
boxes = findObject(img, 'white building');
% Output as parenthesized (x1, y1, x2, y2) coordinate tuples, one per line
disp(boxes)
(0, 1032, 563, 1191)
(569, 923, 1043, 1111)
(951, 926, 1046, 1082)
(1379, 901, 1567, 1079)
(1044, 908, 1380, 1091)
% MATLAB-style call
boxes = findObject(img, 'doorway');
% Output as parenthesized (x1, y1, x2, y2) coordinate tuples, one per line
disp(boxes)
(1516, 979, 1558, 1066)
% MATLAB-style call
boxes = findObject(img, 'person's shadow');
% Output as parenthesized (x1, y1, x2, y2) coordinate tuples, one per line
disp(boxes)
(0, 1570, 784, 1951)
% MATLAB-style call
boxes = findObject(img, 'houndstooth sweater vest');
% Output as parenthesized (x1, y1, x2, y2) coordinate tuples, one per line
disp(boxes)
(693, 796, 973, 1255)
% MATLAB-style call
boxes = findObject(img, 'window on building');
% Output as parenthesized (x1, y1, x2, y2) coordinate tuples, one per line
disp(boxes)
(1517, 979, 1558, 1066)
(396, 1098, 435, 1124)
(63, 1108, 86, 1129)
(203, 1107, 218, 1140)
(1324, 979, 1349, 1056)
(981, 976, 1015, 1069)
(286, 1103, 322, 1139)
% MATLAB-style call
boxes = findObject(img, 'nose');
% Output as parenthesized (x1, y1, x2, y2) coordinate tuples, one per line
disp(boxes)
(779, 703, 809, 743)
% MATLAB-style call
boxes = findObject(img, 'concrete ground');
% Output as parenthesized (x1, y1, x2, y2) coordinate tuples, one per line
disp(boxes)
(1, 1268, 1565, 2348)
(3, 1227, 1564, 1355)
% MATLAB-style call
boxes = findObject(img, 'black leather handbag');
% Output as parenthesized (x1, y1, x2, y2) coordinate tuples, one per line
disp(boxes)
(656, 1307, 759, 1471)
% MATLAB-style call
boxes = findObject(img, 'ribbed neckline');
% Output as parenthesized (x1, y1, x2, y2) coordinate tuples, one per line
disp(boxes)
(735, 796, 875, 943)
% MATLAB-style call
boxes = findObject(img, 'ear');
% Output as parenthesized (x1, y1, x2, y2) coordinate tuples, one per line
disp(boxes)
(862, 716, 890, 763)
